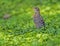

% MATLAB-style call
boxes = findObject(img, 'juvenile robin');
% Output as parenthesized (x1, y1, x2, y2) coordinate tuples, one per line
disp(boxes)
(3, 13, 11, 19)
(33, 7, 45, 29)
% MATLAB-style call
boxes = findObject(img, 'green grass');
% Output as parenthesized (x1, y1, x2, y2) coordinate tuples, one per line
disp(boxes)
(0, 0, 60, 46)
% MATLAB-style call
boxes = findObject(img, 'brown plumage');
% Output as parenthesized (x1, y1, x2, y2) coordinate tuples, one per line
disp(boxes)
(33, 7, 45, 29)
(3, 14, 11, 19)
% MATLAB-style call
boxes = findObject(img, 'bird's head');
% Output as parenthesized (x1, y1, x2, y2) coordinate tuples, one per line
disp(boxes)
(34, 7, 40, 14)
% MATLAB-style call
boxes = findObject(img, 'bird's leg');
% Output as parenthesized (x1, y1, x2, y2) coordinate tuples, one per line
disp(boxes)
(44, 23, 46, 30)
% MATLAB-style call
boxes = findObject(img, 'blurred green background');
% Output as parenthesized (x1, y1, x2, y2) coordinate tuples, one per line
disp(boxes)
(0, 0, 60, 46)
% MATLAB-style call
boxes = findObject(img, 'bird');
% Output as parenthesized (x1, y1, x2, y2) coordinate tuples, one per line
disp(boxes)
(3, 13, 11, 19)
(33, 7, 45, 29)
